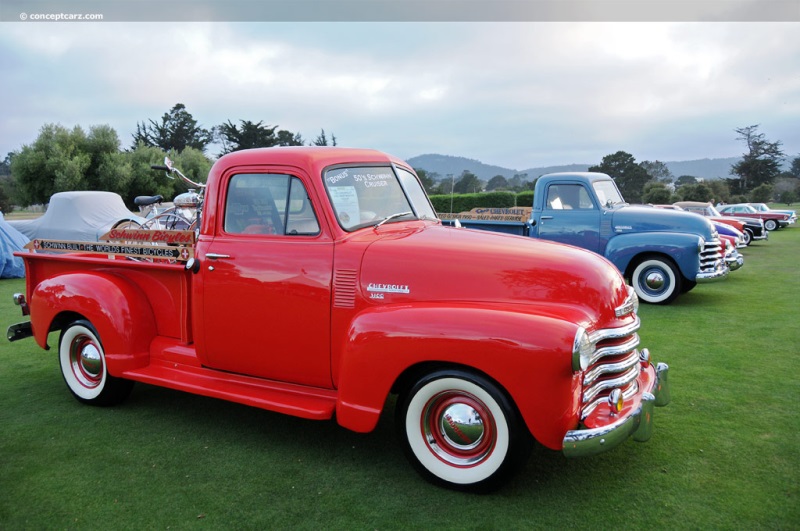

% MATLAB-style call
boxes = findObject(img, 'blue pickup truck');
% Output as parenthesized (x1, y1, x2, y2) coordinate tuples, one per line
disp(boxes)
(441, 172, 729, 304)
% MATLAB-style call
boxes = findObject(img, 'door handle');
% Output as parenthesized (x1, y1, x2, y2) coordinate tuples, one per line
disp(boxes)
(540, 216, 553, 220)
(206, 253, 232, 260)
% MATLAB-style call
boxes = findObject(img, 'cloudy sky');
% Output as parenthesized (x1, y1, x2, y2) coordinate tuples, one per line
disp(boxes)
(1, 4, 799, 170)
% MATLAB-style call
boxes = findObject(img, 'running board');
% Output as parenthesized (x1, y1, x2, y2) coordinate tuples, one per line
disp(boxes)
(122, 358, 337, 421)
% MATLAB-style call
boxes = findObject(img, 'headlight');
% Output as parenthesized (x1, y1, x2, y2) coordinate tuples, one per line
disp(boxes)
(572, 327, 594, 372)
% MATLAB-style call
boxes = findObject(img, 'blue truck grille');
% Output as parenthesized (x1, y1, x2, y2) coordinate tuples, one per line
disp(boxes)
(699, 236, 723, 273)
(581, 318, 641, 419)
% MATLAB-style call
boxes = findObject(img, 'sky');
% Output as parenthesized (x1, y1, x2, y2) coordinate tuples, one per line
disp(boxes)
(1, 3, 799, 171)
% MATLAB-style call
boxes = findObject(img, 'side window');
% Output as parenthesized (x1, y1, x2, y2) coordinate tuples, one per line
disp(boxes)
(546, 184, 594, 210)
(225, 174, 319, 236)
(285, 177, 320, 235)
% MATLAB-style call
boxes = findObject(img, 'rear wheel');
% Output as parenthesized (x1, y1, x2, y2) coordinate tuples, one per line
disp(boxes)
(397, 370, 531, 492)
(630, 256, 682, 305)
(59, 320, 133, 406)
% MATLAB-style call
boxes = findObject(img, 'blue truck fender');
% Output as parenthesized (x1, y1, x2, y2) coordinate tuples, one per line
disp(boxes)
(605, 231, 702, 282)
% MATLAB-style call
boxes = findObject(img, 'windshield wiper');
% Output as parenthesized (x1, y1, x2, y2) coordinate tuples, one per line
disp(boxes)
(374, 211, 413, 229)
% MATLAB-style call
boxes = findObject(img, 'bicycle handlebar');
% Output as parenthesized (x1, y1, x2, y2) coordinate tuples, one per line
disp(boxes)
(150, 162, 206, 190)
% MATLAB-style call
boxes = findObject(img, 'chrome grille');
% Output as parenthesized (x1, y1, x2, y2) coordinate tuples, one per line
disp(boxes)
(699, 236, 723, 273)
(581, 318, 642, 419)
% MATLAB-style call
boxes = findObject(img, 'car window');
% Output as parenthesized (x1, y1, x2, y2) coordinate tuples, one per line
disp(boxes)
(546, 184, 595, 210)
(225, 174, 320, 236)
(323, 166, 418, 231)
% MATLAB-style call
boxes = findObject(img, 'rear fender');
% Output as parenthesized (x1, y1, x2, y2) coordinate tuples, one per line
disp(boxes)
(335, 304, 582, 450)
(606, 232, 702, 281)
(30, 272, 157, 375)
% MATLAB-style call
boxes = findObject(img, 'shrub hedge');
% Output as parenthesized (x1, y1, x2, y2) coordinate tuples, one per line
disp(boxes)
(430, 191, 535, 214)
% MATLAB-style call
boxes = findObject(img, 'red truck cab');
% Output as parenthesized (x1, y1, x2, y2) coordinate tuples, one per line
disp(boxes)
(9, 147, 670, 491)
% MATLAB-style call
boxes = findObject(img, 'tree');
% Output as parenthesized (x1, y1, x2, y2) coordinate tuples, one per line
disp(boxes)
(486, 175, 509, 191)
(312, 129, 337, 146)
(11, 124, 91, 205)
(750, 183, 774, 203)
(707, 180, 731, 204)
(675, 175, 698, 187)
(215, 120, 279, 154)
(589, 151, 651, 203)
(131, 103, 213, 153)
(276, 129, 304, 146)
(508, 173, 528, 191)
(679, 183, 713, 202)
(453, 170, 483, 194)
(789, 155, 800, 178)
(642, 181, 672, 204)
(414, 168, 437, 194)
(214, 120, 305, 155)
(640, 160, 673, 183)
(730, 125, 785, 193)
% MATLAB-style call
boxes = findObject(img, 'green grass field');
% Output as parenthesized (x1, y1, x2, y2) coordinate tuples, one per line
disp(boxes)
(1, 227, 798, 529)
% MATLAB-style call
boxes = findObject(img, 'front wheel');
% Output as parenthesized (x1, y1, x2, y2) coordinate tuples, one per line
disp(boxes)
(630, 256, 682, 305)
(764, 219, 778, 231)
(741, 229, 752, 246)
(396, 370, 531, 492)
(59, 320, 134, 406)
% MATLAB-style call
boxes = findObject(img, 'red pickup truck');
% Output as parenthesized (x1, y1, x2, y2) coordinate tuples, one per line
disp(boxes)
(8, 147, 670, 491)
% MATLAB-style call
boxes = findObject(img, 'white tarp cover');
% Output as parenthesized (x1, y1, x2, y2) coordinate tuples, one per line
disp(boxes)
(8, 191, 142, 243)
(0, 211, 29, 278)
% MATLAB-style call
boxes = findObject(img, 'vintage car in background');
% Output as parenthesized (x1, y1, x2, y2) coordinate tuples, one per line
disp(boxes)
(654, 205, 743, 270)
(8, 191, 144, 242)
(748, 203, 797, 226)
(717, 203, 790, 231)
(673, 201, 767, 245)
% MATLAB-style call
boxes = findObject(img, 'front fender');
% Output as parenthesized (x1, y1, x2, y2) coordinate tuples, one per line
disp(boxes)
(335, 303, 583, 450)
(30, 272, 157, 375)
(605, 232, 702, 281)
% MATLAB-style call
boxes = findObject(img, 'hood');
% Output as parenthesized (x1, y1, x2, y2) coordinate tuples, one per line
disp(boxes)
(612, 205, 716, 239)
(358, 223, 630, 327)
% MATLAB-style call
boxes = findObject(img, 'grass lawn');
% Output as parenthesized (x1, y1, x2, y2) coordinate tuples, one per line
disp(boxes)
(1, 227, 798, 529)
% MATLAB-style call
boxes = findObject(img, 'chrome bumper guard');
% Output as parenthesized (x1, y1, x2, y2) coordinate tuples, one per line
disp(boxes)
(726, 253, 744, 271)
(563, 362, 670, 458)
(7, 321, 33, 342)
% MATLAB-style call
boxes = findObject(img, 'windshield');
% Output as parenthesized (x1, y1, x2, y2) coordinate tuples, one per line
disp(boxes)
(708, 204, 723, 216)
(324, 165, 435, 231)
(592, 180, 625, 207)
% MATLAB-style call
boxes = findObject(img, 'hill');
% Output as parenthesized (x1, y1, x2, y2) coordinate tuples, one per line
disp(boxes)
(407, 154, 743, 182)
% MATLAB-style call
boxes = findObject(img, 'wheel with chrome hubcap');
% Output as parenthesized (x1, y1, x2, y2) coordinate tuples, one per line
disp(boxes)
(630, 256, 682, 305)
(764, 219, 777, 231)
(397, 370, 531, 492)
(59, 320, 133, 406)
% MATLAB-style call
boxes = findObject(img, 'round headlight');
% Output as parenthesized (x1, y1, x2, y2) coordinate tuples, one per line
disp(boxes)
(572, 327, 594, 372)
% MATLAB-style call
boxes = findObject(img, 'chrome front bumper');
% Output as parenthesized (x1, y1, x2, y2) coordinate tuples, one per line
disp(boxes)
(563, 362, 670, 458)
(696, 261, 729, 283)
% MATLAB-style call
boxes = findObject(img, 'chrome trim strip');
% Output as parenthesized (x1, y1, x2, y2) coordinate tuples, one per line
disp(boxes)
(583, 350, 640, 386)
(587, 334, 640, 367)
(587, 316, 640, 344)
(582, 366, 640, 404)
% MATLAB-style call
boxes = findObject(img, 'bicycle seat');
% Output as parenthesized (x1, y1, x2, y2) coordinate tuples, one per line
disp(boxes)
(134, 195, 164, 207)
